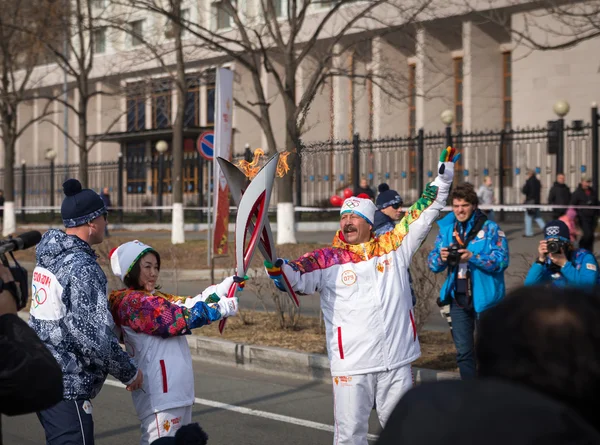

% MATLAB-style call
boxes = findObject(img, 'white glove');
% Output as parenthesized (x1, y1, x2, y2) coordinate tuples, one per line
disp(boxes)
(217, 296, 239, 319)
(436, 147, 460, 185)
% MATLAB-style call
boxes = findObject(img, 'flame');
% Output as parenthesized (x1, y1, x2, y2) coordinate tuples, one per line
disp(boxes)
(236, 149, 265, 180)
(236, 149, 292, 180)
(276, 152, 291, 178)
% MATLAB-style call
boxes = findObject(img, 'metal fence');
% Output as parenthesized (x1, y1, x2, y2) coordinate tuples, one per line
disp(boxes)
(300, 121, 597, 207)
(2, 114, 599, 215)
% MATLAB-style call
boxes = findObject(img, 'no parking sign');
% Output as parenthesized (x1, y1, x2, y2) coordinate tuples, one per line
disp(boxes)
(197, 131, 214, 160)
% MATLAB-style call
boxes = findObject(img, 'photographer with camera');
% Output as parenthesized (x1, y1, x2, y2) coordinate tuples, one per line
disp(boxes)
(1, 259, 63, 443)
(525, 220, 599, 287)
(428, 183, 509, 379)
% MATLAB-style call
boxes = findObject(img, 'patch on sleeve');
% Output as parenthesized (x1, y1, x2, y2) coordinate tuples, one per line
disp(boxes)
(498, 230, 505, 237)
(586, 263, 597, 271)
(477, 230, 485, 239)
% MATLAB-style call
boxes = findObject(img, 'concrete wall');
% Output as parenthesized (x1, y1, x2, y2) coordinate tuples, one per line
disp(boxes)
(299, 52, 333, 143)
(511, 9, 600, 126)
(232, 63, 263, 155)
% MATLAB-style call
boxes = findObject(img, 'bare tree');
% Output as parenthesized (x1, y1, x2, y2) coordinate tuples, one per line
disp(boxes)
(117, 0, 434, 244)
(465, 0, 600, 52)
(0, 1, 62, 235)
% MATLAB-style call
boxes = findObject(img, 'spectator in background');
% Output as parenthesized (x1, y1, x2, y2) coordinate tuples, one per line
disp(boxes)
(522, 169, 545, 237)
(100, 187, 112, 237)
(477, 286, 600, 432)
(559, 208, 579, 243)
(0, 189, 4, 224)
(548, 173, 571, 219)
(353, 177, 375, 200)
(477, 176, 495, 222)
(570, 176, 598, 252)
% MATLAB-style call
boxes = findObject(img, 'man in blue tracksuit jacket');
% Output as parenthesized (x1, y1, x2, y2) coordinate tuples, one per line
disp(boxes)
(428, 183, 509, 379)
(525, 219, 598, 288)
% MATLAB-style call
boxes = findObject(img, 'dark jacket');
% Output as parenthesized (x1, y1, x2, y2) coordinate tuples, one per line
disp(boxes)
(1, 313, 63, 438)
(522, 175, 542, 204)
(353, 186, 375, 199)
(100, 192, 112, 210)
(376, 379, 600, 445)
(571, 185, 599, 220)
(548, 182, 571, 207)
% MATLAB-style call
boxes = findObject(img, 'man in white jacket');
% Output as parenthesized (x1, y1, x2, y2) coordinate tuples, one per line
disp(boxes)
(265, 148, 459, 445)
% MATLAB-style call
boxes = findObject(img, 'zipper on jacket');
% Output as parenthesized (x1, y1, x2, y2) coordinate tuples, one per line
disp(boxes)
(160, 359, 168, 393)
(337, 327, 345, 359)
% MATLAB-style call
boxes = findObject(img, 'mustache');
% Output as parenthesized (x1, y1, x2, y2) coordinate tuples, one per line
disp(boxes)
(343, 225, 357, 233)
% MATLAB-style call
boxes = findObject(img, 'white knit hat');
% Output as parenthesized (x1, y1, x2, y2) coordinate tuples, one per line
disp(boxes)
(340, 197, 377, 226)
(110, 240, 156, 282)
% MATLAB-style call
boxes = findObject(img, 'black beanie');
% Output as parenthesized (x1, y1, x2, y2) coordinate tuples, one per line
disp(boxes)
(61, 179, 107, 228)
(376, 183, 403, 210)
(544, 220, 570, 241)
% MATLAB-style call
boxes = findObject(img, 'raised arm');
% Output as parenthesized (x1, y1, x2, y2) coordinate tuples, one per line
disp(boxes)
(391, 147, 459, 262)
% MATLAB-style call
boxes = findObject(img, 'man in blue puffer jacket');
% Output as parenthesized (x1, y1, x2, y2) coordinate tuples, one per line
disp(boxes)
(524, 219, 598, 288)
(428, 183, 509, 379)
(29, 179, 143, 445)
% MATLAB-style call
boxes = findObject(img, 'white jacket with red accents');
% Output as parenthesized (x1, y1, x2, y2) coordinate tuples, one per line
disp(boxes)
(281, 163, 453, 376)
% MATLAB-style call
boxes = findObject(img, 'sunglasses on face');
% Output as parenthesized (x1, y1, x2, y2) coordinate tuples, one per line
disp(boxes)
(391, 202, 403, 210)
(103, 213, 108, 221)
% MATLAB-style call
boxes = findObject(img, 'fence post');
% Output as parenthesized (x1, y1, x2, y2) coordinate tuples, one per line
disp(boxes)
(157, 153, 165, 223)
(50, 159, 55, 220)
(417, 129, 424, 195)
(592, 104, 599, 201)
(118, 151, 124, 223)
(352, 133, 360, 192)
(498, 129, 506, 222)
(21, 161, 26, 223)
(295, 150, 302, 209)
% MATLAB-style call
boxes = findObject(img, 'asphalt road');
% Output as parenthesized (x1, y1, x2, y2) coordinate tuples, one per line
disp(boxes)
(2, 359, 382, 445)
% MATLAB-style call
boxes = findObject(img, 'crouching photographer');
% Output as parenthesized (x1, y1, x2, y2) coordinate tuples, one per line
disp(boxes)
(0, 232, 63, 443)
(428, 184, 509, 380)
(525, 220, 599, 288)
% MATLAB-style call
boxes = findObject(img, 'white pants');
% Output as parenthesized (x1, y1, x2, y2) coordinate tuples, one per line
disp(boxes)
(140, 405, 193, 445)
(332, 365, 414, 445)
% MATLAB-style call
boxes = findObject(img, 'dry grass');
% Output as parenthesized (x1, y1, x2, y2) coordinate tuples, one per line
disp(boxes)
(195, 310, 458, 372)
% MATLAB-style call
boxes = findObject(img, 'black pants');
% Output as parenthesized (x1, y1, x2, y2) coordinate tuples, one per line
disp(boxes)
(37, 399, 94, 445)
(579, 218, 596, 252)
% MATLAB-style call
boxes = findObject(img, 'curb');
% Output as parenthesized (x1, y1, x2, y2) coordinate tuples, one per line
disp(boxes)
(17, 311, 459, 384)
(186, 335, 460, 384)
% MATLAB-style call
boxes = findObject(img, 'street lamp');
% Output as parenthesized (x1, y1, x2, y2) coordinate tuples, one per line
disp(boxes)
(553, 100, 570, 175)
(45, 148, 58, 218)
(156, 140, 168, 222)
(440, 109, 454, 148)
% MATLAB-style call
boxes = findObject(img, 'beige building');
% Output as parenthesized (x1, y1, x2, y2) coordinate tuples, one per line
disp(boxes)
(4, 0, 600, 207)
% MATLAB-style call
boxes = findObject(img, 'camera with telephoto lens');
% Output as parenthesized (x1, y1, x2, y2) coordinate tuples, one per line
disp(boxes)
(547, 240, 566, 255)
(447, 244, 462, 267)
(0, 231, 42, 310)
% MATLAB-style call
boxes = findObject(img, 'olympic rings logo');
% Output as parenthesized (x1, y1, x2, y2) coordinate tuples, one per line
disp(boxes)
(343, 200, 360, 209)
(31, 285, 48, 308)
(546, 226, 560, 236)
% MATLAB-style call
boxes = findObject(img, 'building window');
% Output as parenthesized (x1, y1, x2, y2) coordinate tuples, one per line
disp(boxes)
(502, 51, 511, 130)
(453, 57, 463, 134)
(93, 27, 106, 54)
(408, 63, 416, 136)
(408, 63, 417, 189)
(214, 0, 235, 29)
(129, 19, 144, 47)
(184, 77, 200, 127)
(126, 142, 147, 194)
(267, 0, 284, 17)
(502, 51, 513, 186)
(206, 69, 216, 126)
(152, 79, 172, 129)
(126, 83, 145, 132)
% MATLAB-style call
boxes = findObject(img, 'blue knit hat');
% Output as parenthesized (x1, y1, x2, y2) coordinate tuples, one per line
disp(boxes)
(544, 220, 570, 242)
(376, 183, 403, 210)
(61, 179, 107, 228)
